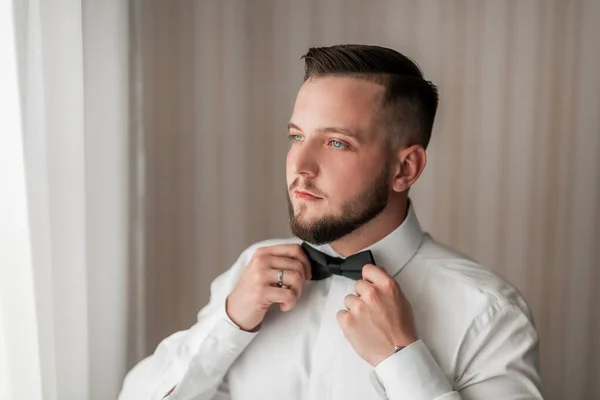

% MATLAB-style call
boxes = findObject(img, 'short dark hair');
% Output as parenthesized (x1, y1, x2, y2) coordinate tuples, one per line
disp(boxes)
(301, 44, 438, 150)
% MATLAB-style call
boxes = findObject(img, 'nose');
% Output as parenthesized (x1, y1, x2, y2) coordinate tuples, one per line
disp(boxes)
(290, 139, 319, 178)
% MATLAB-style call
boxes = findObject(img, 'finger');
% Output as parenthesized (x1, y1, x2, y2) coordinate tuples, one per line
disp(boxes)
(265, 244, 312, 280)
(361, 264, 389, 285)
(266, 256, 307, 281)
(336, 309, 352, 329)
(354, 279, 374, 297)
(263, 286, 297, 311)
(343, 294, 363, 312)
(270, 268, 304, 297)
(251, 252, 305, 283)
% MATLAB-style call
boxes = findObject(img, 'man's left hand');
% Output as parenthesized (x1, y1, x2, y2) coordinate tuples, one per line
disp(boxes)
(337, 264, 418, 367)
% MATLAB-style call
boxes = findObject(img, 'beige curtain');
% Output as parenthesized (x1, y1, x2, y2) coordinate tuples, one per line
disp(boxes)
(129, 1, 600, 399)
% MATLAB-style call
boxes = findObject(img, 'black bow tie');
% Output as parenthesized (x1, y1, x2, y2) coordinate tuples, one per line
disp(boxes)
(301, 242, 376, 281)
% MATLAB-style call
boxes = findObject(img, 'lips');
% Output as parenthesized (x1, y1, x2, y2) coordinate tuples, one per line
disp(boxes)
(294, 190, 322, 200)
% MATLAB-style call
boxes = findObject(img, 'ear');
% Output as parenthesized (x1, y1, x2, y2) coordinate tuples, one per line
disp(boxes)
(392, 145, 427, 193)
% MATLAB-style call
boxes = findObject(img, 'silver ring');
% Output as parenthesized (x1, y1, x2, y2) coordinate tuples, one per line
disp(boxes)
(277, 269, 289, 289)
(277, 269, 284, 287)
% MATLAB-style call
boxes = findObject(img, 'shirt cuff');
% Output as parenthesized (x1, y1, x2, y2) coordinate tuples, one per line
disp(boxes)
(370, 340, 453, 400)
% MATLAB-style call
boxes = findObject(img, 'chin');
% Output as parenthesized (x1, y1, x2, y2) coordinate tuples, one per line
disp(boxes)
(293, 210, 316, 223)
(296, 201, 327, 215)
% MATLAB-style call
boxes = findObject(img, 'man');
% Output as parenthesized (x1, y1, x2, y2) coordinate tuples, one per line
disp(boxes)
(119, 45, 543, 400)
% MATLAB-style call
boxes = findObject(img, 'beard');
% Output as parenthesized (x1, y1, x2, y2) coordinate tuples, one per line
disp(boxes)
(286, 160, 391, 245)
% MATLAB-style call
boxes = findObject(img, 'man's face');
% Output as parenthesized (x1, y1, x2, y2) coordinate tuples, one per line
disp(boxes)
(286, 76, 392, 245)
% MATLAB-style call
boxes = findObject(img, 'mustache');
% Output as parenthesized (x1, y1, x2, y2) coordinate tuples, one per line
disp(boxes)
(289, 178, 326, 198)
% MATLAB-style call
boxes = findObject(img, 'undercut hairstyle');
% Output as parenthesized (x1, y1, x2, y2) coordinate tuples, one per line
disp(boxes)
(301, 44, 439, 150)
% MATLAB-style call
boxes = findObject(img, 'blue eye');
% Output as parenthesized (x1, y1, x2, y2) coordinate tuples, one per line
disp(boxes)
(290, 134, 303, 143)
(330, 139, 346, 149)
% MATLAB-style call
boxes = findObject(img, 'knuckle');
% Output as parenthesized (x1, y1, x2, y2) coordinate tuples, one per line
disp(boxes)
(362, 288, 375, 302)
(354, 300, 366, 313)
(289, 270, 302, 281)
(391, 280, 400, 292)
(382, 277, 395, 290)
(296, 262, 308, 277)
(256, 253, 269, 264)
(291, 259, 302, 271)
(294, 246, 307, 261)
(292, 244, 302, 255)
(337, 310, 351, 325)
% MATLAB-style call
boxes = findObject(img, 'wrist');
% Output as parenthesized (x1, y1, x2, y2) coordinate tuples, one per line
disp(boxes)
(391, 332, 418, 348)
(370, 341, 410, 367)
(225, 295, 262, 332)
(384, 335, 418, 361)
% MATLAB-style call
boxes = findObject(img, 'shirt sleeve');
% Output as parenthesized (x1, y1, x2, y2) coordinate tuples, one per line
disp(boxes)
(370, 302, 543, 400)
(370, 340, 458, 400)
(118, 250, 258, 400)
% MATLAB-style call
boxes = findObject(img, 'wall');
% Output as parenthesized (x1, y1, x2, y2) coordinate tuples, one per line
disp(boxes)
(131, 1, 600, 399)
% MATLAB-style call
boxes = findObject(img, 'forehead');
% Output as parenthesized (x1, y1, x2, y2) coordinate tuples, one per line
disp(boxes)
(290, 76, 384, 136)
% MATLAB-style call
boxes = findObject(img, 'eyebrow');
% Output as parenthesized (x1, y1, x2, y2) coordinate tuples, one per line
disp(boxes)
(287, 123, 360, 140)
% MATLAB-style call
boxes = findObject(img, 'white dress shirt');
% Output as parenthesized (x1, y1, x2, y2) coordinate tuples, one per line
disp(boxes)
(119, 204, 543, 400)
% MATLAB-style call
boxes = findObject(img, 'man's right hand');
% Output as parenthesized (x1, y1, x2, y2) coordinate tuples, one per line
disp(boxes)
(226, 244, 312, 332)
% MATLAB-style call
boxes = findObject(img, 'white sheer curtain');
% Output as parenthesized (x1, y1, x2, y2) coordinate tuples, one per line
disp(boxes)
(1, 1, 131, 399)
(0, 2, 42, 399)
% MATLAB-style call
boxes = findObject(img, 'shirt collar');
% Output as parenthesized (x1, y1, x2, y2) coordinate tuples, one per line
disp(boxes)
(311, 200, 424, 278)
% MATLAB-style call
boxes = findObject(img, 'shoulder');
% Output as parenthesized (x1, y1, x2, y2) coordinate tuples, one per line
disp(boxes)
(406, 234, 534, 328)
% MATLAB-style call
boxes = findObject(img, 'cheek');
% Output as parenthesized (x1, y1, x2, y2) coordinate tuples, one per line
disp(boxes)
(285, 151, 295, 185)
(324, 160, 377, 198)
(321, 161, 361, 197)
(326, 179, 354, 206)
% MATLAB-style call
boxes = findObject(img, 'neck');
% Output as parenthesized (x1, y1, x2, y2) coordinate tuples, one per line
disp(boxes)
(330, 195, 409, 257)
